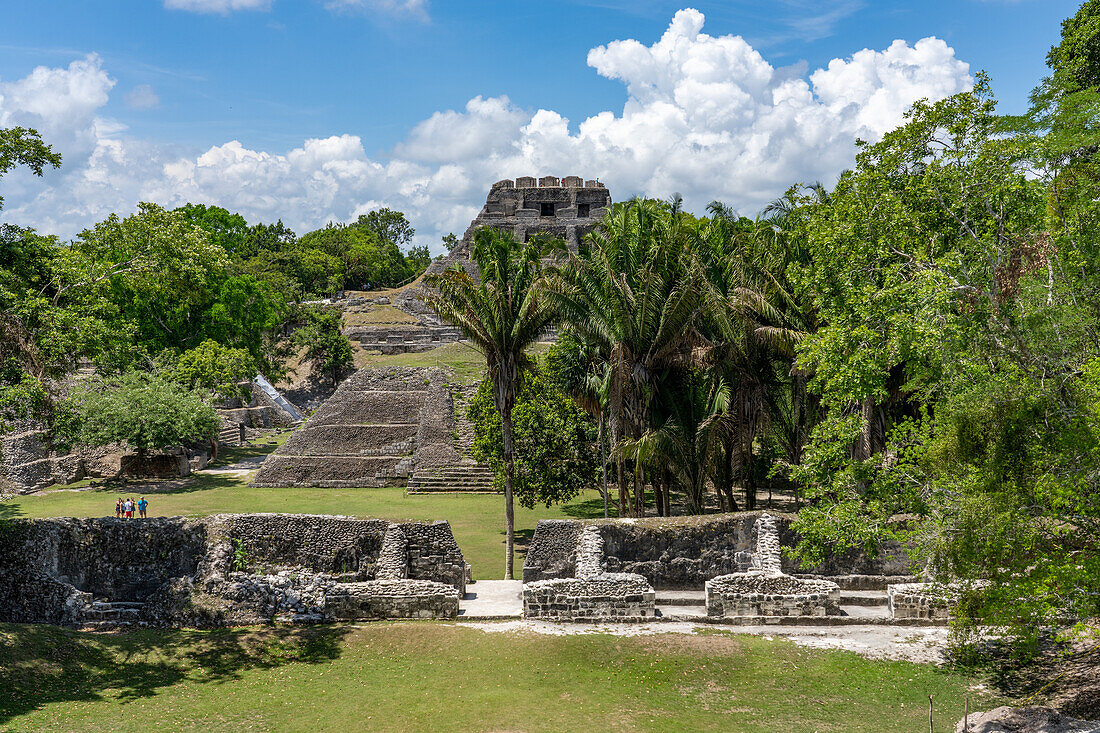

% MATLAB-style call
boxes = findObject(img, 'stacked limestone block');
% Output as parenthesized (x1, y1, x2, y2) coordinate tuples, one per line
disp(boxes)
(887, 583, 954, 621)
(523, 525, 656, 621)
(705, 514, 840, 619)
(325, 579, 459, 620)
(251, 367, 440, 488)
(1, 514, 468, 628)
(322, 523, 461, 620)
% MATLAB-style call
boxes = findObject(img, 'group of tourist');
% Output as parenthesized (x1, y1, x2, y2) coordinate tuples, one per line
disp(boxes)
(115, 496, 148, 520)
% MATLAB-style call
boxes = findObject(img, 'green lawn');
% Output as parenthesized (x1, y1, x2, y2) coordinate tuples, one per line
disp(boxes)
(4, 472, 608, 580)
(0, 622, 1005, 732)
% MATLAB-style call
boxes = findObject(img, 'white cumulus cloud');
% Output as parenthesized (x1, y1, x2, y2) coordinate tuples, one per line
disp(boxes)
(0, 10, 971, 251)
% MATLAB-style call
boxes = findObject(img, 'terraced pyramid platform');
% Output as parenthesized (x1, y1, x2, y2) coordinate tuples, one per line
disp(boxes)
(252, 368, 435, 488)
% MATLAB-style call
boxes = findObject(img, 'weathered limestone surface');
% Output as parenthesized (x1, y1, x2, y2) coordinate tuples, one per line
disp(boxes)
(887, 582, 955, 621)
(1, 429, 86, 493)
(325, 579, 459, 620)
(523, 525, 656, 621)
(705, 514, 841, 618)
(0, 514, 467, 628)
(523, 512, 914, 588)
(955, 707, 1100, 733)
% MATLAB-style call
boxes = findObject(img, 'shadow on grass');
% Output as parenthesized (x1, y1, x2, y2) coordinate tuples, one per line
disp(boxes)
(561, 496, 619, 520)
(209, 438, 285, 469)
(0, 622, 353, 724)
(0, 502, 25, 520)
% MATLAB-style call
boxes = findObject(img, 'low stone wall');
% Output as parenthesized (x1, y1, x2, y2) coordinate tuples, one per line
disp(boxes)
(888, 583, 953, 621)
(523, 524, 656, 621)
(325, 579, 459, 620)
(523, 575, 655, 621)
(120, 452, 190, 478)
(0, 514, 467, 628)
(1, 429, 86, 493)
(523, 513, 914, 588)
(220, 514, 388, 577)
(705, 574, 840, 618)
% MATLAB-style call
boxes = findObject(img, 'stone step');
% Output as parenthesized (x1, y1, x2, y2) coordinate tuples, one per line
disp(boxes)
(655, 590, 706, 606)
(86, 601, 146, 622)
(839, 604, 890, 619)
(656, 605, 707, 618)
(838, 590, 888, 606)
(656, 613, 948, 627)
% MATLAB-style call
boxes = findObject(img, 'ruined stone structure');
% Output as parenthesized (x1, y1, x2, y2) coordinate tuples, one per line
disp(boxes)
(704, 514, 841, 619)
(522, 512, 932, 624)
(252, 366, 495, 492)
(0, 514, 468, 628)
(522, 512, 916, 588)
(396, 176, 612, 318)
(523, 525, 656, 621)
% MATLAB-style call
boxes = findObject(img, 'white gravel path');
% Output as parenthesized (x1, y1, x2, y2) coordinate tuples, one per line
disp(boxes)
(456, 619, 952, 665)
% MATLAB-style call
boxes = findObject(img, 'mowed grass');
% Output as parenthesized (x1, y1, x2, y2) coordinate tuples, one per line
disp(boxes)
(4, 471, 608, 580)
(0, 622, 1005, 732)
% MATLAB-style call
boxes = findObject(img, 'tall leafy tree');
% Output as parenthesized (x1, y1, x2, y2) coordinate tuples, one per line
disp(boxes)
(424, 228, 559, 578)
(0, 126, 61, 211)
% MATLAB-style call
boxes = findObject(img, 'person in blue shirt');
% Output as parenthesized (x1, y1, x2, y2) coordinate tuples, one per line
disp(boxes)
(137, 496, 148, 519)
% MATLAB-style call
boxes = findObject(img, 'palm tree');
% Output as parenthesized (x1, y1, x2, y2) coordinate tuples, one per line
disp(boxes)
(622, 369, 728, 514)
(552, 198, 716, 516)
(424, 228, 559, 578)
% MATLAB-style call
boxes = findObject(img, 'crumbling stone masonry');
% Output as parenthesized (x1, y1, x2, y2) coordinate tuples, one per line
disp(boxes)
(887, 582, 957, 621)
(522, 512, 915, 589)
(0, 514, 468, 628)
(396, 176, 612, 318)
(704, 514, 841, 619)
(523, 525, 656, 621)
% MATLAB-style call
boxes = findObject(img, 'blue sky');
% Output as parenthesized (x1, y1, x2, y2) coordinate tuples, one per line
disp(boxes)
(0, 0, 1079, 248)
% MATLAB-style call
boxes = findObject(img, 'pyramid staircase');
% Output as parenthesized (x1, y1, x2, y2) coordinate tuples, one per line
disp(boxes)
(407, 383, 498, 493)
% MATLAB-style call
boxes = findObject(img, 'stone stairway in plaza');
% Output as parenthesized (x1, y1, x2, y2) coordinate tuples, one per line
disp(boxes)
(654, 588, 891, 623)
(80, 600, 147, 629)
(406, 463, 497, 493)
(406, 382, 497, 493)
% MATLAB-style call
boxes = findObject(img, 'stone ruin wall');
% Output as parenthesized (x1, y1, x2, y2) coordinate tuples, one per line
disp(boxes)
(703, 514, 841, 619)
(522, 512, 916, 589)
(523, 525, 656, 621)
(0, 513, 467, 628)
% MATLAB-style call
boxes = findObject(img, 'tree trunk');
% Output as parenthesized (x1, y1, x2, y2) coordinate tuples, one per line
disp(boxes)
(599, 413, 609, 519)
(744, 447, 756, 512)
(719, 435, 738, 512)
(501, 405, 516, 580)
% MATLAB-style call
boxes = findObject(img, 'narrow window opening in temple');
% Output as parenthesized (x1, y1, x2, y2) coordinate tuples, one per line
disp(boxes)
(577, 203, 590, 217)
(540, 202, 555, 217)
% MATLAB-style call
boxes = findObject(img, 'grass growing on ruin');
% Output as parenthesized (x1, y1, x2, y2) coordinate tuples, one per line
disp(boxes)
(342, 304, 420, 327)
(4, 478, 608, 580)
(352, 341, 552, 384)
(0, 622, 1006, 732)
